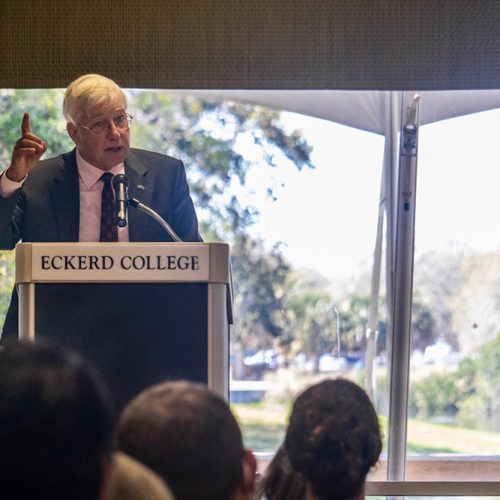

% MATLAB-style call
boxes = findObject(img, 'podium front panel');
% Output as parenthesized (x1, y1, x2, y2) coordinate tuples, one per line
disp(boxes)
(15, 242, 231, 411)
(35, 282, 208, 411)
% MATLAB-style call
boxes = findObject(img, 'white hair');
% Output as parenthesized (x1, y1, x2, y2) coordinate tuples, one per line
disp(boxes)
(63, 74, 127, 124)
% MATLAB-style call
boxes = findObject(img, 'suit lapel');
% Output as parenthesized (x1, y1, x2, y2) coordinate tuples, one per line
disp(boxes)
(50, 150, 80, 242)
(125, 150, 149, 241)
(49, 149, 150, 242)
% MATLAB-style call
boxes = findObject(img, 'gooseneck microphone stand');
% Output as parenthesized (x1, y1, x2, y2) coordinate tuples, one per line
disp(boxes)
(127, 197, 183, 242)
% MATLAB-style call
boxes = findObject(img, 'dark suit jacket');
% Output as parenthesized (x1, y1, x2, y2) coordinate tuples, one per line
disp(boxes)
(0, 147, 202, 337)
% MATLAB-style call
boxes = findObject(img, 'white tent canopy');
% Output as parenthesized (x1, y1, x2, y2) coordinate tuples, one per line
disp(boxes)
(168, 89, 500, 134)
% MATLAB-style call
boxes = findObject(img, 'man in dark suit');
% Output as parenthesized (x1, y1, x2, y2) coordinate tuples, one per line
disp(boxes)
(0, 74, 202, 338)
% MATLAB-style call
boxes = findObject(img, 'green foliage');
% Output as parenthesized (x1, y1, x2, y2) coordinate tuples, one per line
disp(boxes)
(337, 293, 371, 353)
(0, 251, 15, 325)
(408, 333, 500, 425)
(476, 334, 500, 388)
(457, 334, 500, 421)
(411, 300, 438, 352)
(237, 419, 286, 451)
(231, 237, 290, 343)
(128, 92, 313, 242)
(408, 371, 460, 418)
(0, 89, 72, 169)
(406, 442, 457, 454)
(278, 272, 341, 371)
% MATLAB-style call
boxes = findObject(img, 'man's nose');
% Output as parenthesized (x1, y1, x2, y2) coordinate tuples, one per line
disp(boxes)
(107, 121, 121, 138)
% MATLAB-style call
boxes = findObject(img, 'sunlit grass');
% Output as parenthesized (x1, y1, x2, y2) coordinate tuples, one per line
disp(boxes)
(233, 402, 500, 455)
(406, 417, 500, 455)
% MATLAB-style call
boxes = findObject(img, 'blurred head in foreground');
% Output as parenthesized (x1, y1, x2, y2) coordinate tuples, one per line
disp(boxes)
(103, 451, 174, 500)
(0, 340, 114, 500)
(116, 380, 257, 500)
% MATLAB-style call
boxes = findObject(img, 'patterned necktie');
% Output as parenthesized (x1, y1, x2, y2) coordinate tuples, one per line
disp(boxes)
(99, 172, 118, 242)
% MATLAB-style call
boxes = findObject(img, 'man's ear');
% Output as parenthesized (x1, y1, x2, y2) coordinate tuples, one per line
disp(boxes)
(66, 122, 79, 144)
(241, 449, 257, 494)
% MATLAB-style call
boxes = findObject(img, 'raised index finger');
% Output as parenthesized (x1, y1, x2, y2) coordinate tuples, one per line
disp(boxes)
(21, 112, 31, 136)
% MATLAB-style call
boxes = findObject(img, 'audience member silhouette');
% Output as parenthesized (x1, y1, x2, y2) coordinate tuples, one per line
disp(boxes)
(116, 380, 257, 500)
(283, 378, 382, 500)
(254, 444, 307, 500)
(0, 340, 114, 500)
(104, 451, 174, 500)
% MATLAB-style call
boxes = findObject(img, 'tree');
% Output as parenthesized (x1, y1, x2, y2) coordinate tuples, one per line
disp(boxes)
(464, 333, 500, 420)
(0, 89, 314, 342)
(337, 293, 371, 354)
(413, 248, 464, 350)
(128, 92, 313, 240)
(280, 271, 340, 373)
(127, 91, 315, 352)
(0, 251, 14, 319)
(409, 333, 500, 424)
(230, 237, 290, 342)
(0, 89, 72, 166)
(410, 299, 437, 353)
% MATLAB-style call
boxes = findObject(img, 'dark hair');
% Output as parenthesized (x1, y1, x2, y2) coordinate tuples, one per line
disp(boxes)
(255, 444, 307, 500)
(284, 378, 382, 500)
(0, 340, 114, 500)
(116, 380, 245, 500)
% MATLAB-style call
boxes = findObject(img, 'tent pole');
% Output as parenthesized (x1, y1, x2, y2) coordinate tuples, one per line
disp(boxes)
(387, 91, 420, 481)
(364, 155, 385, 402)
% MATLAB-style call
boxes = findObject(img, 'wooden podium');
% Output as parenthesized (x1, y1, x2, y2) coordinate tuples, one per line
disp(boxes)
(15, 242, 232, 411)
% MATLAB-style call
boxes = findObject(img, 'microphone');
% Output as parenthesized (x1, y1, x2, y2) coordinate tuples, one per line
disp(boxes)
(112, 174, 129, 228)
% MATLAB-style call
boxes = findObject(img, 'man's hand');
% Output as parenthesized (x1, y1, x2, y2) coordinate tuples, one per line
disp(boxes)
(5, 113, 48, 182)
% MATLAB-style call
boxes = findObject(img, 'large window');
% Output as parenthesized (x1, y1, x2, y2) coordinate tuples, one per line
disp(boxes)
(229, 112, 387, 455)
(2, 89, 500, 497)
(409, 108, 500, 456)
(221, 91, 500, 495)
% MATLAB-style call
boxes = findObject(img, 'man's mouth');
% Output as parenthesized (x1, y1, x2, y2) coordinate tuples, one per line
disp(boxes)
(105, 147, 123, 153)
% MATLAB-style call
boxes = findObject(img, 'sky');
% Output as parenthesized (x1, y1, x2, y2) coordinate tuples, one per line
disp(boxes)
(241, 112, 383, 284)
(416, 107, 500, 253)
(233, 103, 500, 285)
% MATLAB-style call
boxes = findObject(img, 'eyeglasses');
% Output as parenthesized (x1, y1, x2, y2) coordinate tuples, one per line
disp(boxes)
(78, 113, 133, 136)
